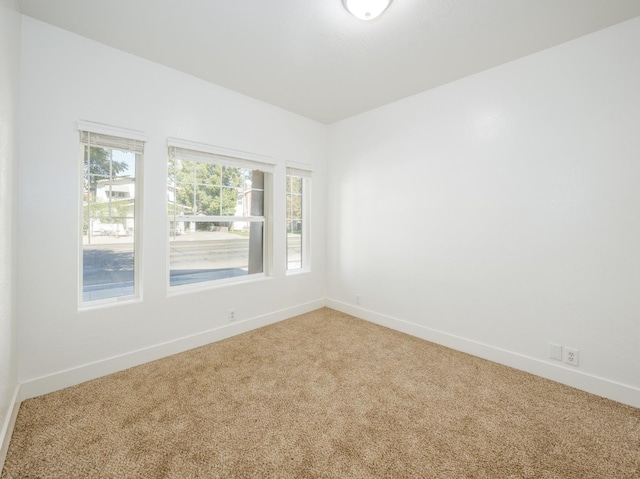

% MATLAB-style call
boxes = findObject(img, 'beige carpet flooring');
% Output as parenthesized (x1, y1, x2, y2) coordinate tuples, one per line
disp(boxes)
(2, 308, 639, 478)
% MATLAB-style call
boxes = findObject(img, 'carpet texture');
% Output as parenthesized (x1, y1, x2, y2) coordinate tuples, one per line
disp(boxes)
(2, 308, 639, 478)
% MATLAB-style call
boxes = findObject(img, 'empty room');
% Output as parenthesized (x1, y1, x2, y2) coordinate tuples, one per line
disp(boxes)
(1, 0, 639, 477)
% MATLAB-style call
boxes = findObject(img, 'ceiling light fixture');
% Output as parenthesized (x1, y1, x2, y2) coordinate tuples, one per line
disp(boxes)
(342, 0, 393, 21)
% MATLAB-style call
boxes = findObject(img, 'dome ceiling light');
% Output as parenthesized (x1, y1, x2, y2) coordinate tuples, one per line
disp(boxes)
(342, 0, 393, 21)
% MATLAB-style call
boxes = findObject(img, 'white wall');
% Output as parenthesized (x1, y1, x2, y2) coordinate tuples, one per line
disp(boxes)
(18, 17, 326, 395)
(327, 17, 640, 407)
(0, 0, 21, 462)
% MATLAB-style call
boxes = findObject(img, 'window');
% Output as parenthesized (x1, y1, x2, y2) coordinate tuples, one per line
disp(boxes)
(286, 165, 311, 271)
(168, 140, 273, 288)
(80, 124, 145, 304)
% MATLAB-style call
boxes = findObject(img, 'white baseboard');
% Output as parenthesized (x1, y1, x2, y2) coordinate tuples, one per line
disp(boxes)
(0, 385, 21, 472)
(19, 299, 326, 402)
(326, 299, 640, 409)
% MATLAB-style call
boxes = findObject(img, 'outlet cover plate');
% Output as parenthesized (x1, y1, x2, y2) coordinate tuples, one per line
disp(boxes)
(564, 347, 579, 366)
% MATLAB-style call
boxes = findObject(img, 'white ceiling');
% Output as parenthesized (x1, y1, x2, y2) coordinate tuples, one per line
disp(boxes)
(18, 0, 640, 124)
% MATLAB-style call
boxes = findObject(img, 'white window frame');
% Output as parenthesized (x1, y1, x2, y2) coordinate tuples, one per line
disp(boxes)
(167, 138, 275, 292)
(286, 162, 312, 273)
(78, 120, 147, 309)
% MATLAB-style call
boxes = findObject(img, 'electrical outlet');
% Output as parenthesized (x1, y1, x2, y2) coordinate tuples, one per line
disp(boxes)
(548, 343, 563, 361)
(356, 294, 361, 305)
(564, 347, 579, 366)
(228, 309, 236, 322)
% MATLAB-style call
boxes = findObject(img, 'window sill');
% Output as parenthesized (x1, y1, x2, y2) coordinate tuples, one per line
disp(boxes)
(285, 268, 311, 276)
(167, 273, 273, 297)
(78, 295, 142, 312)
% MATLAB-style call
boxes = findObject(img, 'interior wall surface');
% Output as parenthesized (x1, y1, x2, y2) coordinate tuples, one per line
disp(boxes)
(327, 17, 640, 405)
(18, 16, 327, 389)
(0, 0, 21, 459)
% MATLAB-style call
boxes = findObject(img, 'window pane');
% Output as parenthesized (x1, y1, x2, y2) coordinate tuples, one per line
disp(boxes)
(169, 221, 263, 286)
(220, 187, 238, 216)
(173, 183, 195, 215)
(83, 146, 138, 302)
(287, 220, 302, 270)
(290, 176, 302, 194)
(196, 185, 221, 215)
(222, 165, 244, 188)
(168, 152, 267, 287)
(196, 163, 221, 186)
(286, 174, 305, 271)
(168, 157, 178, 180)
(83, 242, 135, 301)
(287, 194, 302, 220)
(173, 159, 197, 183)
